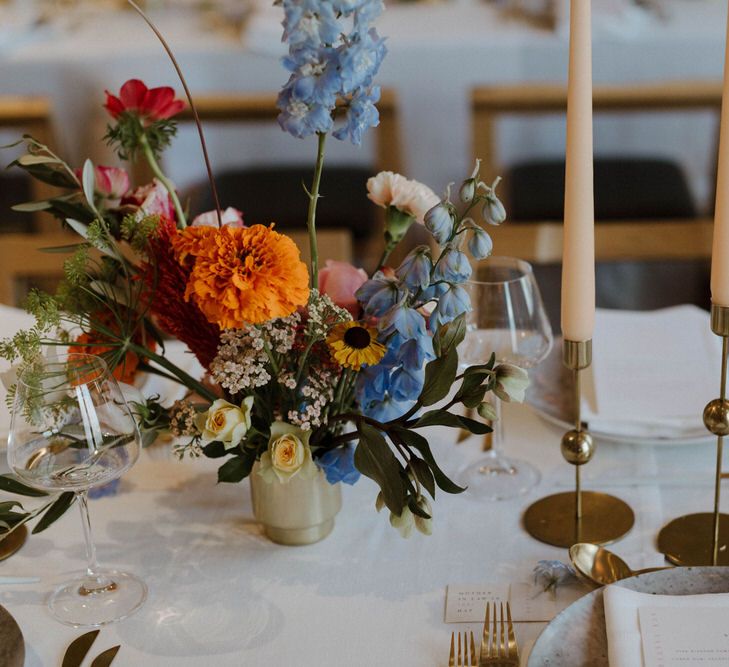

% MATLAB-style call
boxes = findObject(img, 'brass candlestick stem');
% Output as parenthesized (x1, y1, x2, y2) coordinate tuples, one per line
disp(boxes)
(657, 304, 729, 566)
(523, 340, 635, 547)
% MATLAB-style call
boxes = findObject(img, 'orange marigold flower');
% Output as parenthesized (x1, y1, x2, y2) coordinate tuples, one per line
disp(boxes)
(172, 224, 310, 329)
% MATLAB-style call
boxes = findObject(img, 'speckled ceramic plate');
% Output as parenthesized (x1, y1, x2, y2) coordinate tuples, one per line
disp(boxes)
(526, 341, 712, 447)
(0, 605, 24, 667)
(527, 567, 729, 666)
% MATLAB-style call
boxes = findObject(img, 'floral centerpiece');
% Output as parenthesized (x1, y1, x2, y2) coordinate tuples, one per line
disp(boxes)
(0, 0, 526, 542)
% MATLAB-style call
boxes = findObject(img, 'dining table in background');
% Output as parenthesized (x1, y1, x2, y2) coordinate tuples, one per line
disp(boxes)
(0, 0, 725, 209)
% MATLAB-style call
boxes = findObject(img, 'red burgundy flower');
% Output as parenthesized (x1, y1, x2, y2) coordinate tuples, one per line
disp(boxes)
(104, 79, 185, 124)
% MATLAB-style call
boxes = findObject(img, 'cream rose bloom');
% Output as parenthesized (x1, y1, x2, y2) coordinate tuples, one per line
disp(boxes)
(258, 421, 316, 484)
(195, 397, 254, 451)
(367, 171, 439, 224)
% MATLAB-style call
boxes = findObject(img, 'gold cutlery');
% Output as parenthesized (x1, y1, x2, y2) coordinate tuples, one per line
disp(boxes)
(62, 630, 100, 667)
(62, 630, 121, 667)
(449, 630, 477, 666)
(479, 602, 519, 667)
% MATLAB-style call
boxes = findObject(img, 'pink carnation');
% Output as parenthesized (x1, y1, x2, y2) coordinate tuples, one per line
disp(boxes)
(122, 179, 176, 221)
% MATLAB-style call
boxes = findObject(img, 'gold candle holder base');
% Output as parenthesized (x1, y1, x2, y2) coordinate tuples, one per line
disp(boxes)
(524, 339, 635, 547)
(658, 304, 729, 566)
(523, 490, 634, 548)
(0, 525, 27, 561)
(658, 513, 729, 566)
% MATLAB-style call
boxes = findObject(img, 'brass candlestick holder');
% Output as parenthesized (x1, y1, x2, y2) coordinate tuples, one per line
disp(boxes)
(657, 303, 729, 566)
(523, 339, 635, 547)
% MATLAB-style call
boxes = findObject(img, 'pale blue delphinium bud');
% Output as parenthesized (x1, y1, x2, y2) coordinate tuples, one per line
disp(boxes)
(431, 284, 471, 328)
(493, 363, 530, 403)
(357, 275, 407, 317)
(467, 227, 493, 260)
(380, 304, 427, 340)
(482, 194, 506, 226)
(424, 202, 454, 245)
(459, 179, 476, 204)
(433, 246, 472, 283)
(396, 246, 432, 290)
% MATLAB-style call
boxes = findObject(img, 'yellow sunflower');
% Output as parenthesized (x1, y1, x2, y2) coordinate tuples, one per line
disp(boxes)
(326, 322, 386, 371)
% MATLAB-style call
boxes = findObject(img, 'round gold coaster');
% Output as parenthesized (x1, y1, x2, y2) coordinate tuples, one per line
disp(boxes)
(658, 513, 729, 566)
(523, 491, 635, 548)
(0, 526, 28, 562)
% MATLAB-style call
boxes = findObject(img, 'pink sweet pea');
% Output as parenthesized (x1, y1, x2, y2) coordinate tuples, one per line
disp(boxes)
(74, 166, 130, 201)
(122, 180, 176, 221)
(104, 79, 185, 125)
(95, 166, 130, 200)
(318, 260, 368, 316)
(192, 207, 244, 228)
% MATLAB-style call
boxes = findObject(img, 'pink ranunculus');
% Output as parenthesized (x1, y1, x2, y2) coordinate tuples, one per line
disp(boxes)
(318, 260, 368, 316)
(192, 207, 244, 228)
(95, 166, 130, 200)
(122, 179, 176, 221)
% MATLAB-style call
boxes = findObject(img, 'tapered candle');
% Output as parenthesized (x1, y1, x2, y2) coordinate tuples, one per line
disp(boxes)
(711, 6, 729, 307)
(561, 0, 595, 342)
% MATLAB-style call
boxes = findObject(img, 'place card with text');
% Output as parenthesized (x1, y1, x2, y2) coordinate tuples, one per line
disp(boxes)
(445, 584, 509, 623)
(639, 606, 729, 666)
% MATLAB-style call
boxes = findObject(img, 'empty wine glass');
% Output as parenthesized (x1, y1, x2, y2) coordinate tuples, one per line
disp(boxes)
(459, 256, 553, 500)
(7, 353, 146, 627)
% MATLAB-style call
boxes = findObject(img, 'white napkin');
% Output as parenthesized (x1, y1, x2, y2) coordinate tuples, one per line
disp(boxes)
(604, 585, 729, 667)
(582, 306, 719, 440)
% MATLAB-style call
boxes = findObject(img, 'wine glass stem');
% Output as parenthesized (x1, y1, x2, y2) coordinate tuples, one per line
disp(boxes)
(76, 490, 113, 594)
(490, 396, 504, 456)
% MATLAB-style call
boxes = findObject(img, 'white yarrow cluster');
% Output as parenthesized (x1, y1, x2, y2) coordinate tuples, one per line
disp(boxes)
(306, 289, 351, 340)
(287, 366, 338, 431)
(210, 329, 271, 394)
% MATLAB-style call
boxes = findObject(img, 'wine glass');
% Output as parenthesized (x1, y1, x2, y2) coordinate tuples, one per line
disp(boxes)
(7, 353, 146, 627)
(459, 256, 553, 500)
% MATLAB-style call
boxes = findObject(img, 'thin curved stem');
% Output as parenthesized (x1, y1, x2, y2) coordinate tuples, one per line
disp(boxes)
(139, 134, 187, 228)
(126, 0, 223, 228)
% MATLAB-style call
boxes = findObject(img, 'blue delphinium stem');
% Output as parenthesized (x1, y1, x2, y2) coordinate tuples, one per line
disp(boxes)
(307, 132, 327, 288)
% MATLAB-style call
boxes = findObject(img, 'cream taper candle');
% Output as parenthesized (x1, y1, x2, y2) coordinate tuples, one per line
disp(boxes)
(561, 0, 595, 342)
(711, 5, 729, 307)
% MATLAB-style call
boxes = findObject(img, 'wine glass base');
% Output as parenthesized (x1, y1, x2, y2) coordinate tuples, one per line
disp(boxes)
(48, 569, 147, 627)
(461, 455, 540, 501)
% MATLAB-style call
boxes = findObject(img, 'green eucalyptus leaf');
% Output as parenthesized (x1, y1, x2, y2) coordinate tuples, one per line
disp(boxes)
(11, 200, 53, 213)
(32, 492, 75, 534)
(10, 160, 78, 188)
(0, 474, 48, 497)
(66, 218, 89, 240)
(408, 456, 436, 499)
(354, 423, 405, 515)
(39, 243, 88, 254)
(433, 313, 467, 358)
(17, 154, 63, 166)
(420, 352, 458, 407)
(217, 453, 255, 483)
(392, 427, 465, 494)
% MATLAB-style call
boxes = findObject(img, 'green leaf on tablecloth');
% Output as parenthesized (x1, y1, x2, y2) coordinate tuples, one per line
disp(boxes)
(408, 456, 436, 499)
(0, 474, 49, 497)
(419, 352, 458, 407)
(354, 423, 405, 515)
(33, 492, 75, 534)
(217, 452, 255, 484)
(392, 427, 466, 494)
(433, 313, 467, 357)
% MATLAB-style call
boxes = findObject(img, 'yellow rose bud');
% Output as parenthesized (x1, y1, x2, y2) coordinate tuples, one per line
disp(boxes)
(195, 397, 253, 451)
(258, 421, 316, 484)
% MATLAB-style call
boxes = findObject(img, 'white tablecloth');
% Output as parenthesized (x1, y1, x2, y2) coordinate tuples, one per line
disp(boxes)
(0, 1, 726, 209)
(0, 309, 724, 665)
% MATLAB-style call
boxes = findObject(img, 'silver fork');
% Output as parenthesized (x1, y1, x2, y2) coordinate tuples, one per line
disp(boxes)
(479, 602, 519, 666)
(449, 630, 477, 666)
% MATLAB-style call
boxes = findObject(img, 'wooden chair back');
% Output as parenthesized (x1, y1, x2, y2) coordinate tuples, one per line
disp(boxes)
(471, 81, 722, 263)
(0, 97, 58, 233)
(0, 233, 70, 306)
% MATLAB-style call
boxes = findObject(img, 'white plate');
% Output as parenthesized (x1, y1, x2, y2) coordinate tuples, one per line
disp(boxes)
(526, 341, 713, 447)
(527, 566, 729, 666)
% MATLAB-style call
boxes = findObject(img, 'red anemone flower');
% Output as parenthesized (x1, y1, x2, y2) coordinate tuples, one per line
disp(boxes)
(104, 79, 185, 124)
